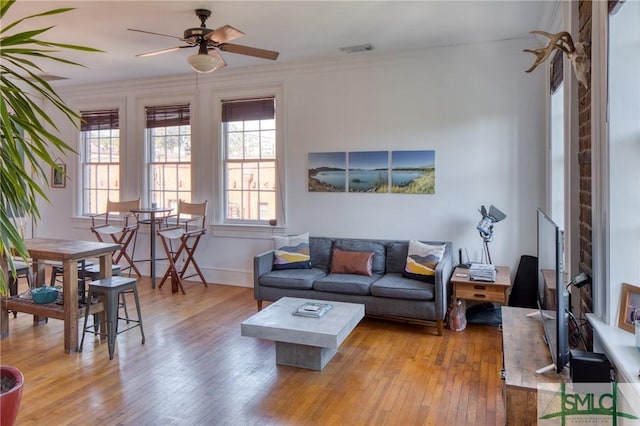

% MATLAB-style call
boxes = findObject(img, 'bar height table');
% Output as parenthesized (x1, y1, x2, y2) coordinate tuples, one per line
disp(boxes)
(131, 206, 172, 288)
(1, 238, 120, 353)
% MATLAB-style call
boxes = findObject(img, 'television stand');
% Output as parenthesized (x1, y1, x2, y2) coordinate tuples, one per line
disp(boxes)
(535, 363, 557, 374)
(525, 310, 554, 320)
(502, 307, 569, 425)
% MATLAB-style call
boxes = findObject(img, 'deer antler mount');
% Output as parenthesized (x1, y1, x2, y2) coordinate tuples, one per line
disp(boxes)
(524, 30, 590, 89)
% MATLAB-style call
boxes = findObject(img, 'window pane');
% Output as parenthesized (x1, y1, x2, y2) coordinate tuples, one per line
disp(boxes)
(227, 121, 243, 132)
(261, 119, 275, 130)
(242, 162, 258, 190)
(227, 132, 244, 159)
(178, 164, 191, 192)
(227, 163, 242, 190)
(244, 120, 259, 131)
(244, 132, 260, 159)
(261, 130, 276, 159)
(259, 192, 276, 221)
(258, 162, 276, 191)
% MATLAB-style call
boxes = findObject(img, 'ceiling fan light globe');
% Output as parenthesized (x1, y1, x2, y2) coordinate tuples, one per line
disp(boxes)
(187, 53, 220, 73)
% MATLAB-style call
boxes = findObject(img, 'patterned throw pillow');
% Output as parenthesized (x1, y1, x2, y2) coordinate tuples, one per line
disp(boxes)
(403, 240, 446, 283)
(272, 232, 312, 270)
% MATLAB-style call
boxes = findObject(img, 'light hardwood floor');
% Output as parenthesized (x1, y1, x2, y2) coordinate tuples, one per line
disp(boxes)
(1, 277, 505, 425)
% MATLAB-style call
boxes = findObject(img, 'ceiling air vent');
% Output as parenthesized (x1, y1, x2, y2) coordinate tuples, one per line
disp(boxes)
(339, 43, 373, 54)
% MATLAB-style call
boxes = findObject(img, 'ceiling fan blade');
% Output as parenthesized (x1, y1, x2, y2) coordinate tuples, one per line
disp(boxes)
(219, 43, 279, 60)
(128, 28, 184, 41)
(206, 25, 245, 43)
(136, 45, 193, 58)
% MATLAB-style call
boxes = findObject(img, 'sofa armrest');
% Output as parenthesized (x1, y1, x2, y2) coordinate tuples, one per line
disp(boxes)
(253, 250, 274, 301)
(434, 242, 454, 321)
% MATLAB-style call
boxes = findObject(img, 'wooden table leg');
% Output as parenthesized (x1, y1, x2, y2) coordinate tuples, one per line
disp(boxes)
(32, 260, 47, 325)
(63, 260, 79, 353)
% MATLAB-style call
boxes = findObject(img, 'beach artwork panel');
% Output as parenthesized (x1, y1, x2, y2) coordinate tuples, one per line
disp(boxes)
(348, 151, 389, 193)
(391, 150, 435, 194)
(308, 152, 347, 192)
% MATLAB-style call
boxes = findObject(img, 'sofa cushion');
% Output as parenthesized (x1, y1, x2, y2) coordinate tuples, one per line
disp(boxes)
(272, 232, 312, 270)
(259, 268, 327, 290)
(331, 249, 374, 277)
(334, 239, 386, 274)
(403, 240, 446, 283)
(313, 273, 381, 295)
(309, 237, 334, 272)
(371, 273, 435, 301)
(385, 241, 409, 274)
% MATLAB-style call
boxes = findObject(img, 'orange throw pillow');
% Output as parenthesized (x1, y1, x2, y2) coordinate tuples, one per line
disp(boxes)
(331, 249, 374, 277)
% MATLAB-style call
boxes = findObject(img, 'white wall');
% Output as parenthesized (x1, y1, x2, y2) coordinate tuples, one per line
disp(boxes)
(38, 39, 545, 287)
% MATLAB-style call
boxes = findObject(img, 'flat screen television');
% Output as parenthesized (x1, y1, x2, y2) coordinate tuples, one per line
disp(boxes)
(536, 208, 570, 374)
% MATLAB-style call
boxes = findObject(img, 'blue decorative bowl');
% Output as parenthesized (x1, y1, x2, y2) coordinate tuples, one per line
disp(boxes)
(30, 287, 59, 304)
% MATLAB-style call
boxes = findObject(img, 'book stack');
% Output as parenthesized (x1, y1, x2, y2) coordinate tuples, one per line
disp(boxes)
(469, 263, 497, 282)
(292, 302, 333, 318)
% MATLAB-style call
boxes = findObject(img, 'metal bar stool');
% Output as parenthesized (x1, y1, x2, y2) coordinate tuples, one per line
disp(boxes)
(85, 264, 129, 322)
(80, 276, 145, 360)
(49, 260, 94, 303)
(6, 260, 29, 318)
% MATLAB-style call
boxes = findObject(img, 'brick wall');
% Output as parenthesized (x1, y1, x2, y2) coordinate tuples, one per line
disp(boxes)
(577, 0, 593, 348)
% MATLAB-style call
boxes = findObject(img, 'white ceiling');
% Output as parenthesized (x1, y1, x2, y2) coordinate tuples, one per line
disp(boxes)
(4, 1, 551, 87)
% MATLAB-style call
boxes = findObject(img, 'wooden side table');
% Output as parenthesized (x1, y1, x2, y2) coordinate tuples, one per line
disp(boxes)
(451, 265, 511, 304)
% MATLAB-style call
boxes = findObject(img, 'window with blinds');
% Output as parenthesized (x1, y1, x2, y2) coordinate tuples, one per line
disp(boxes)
(145, 104, 191, 211)
(81, 108, 120, 215)
(221, 97, 277, 223)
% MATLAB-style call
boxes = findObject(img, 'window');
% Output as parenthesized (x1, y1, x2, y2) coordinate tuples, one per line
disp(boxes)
(80, 109, 120, 215)
(549, 50, 564, 229)
(145, 104, 191, 211)
(221, 97, 276, 223)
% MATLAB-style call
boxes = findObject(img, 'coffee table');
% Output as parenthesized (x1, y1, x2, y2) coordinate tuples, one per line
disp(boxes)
(241, 297, 364, 371)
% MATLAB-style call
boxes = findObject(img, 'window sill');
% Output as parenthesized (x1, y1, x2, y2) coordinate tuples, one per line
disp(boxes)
(210, 224, 285, 239)
(73, 216, 285, 239)
(587, 313, 640, 393)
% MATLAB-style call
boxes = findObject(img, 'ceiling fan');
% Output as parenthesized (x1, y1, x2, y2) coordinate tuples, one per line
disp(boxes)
(128, 9, 279, 73)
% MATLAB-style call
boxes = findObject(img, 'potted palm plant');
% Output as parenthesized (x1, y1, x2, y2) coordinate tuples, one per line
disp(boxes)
(1, 1, 100, 423)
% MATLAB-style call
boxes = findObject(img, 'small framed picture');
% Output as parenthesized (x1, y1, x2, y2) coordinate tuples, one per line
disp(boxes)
(51, 162, 66, 188)
(617, 283, 640, 332)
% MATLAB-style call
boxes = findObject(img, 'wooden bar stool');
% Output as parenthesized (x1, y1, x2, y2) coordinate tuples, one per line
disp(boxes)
(80, 276, 145, 360)
(90, 199, 142, 277)
(157, 200, 208, 294)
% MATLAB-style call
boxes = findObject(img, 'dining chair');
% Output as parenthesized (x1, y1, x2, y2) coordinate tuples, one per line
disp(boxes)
(90, 199, 142, 277)
(157, 200, 208, 294)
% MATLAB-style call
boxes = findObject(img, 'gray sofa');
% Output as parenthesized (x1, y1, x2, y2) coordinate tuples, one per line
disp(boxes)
(253, 237, 454, 335)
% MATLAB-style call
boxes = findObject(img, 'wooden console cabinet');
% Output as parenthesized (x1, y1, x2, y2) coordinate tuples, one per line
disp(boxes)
(501, 306, 569, 425)
(452, 266, 511, 304)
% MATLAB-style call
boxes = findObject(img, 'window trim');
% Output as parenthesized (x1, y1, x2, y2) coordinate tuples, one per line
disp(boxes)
(144, 103, 192, 210)
(211, 85, 286, 233)
(80, 108, 121, 215)
(71, 98, 127, 217)
(136, 93, 197, 209)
